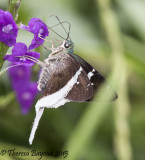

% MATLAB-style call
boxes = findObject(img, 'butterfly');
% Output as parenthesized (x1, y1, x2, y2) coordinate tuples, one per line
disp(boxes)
(18, 16, 118, 145)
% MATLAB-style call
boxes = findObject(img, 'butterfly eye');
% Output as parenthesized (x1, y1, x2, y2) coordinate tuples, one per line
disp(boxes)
(64, 42, 70, 48)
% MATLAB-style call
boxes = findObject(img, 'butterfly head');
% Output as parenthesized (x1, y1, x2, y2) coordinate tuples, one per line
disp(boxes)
(63, 38, 74, 54)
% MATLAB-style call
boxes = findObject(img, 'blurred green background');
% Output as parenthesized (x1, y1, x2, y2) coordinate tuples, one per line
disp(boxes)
(0, 0, 145, 160)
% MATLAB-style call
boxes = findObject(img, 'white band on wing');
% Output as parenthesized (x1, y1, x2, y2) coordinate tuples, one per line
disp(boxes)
(29, 67, 83, 145)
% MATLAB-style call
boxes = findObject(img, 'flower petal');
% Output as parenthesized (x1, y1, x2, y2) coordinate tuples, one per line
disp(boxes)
(12, 42, 27, 56)
(3, 55, 19, 63)
(19, 24, 29, 31)
(28, 37, 44, 50)
(0, 9, 18, 47)
(16, 82, 38, 114)
(26, 18, 49, 50)
(9, 64, 31, 86)
(8, 64, 39, 114)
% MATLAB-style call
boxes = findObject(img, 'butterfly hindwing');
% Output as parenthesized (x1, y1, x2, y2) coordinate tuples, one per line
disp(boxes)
(70, 54, 118, 101)
(63, 54, 93, 102)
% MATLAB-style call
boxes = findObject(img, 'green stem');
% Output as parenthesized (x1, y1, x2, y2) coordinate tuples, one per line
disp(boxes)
(0, 92, 15, 109)
(0, 0, 21, 70)
(0, 43, 9, 69)
(8, 0, 21, 21)
(97, 0, 133, 160)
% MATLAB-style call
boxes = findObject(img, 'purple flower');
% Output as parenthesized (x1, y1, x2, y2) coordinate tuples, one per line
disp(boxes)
(20, 18, 49, 50)
(9, 64, 31, 90)
(4, 42, 40, 66)
(9, 64, 39, 114)
(16, 82, 38, 114)
(0, 9, 18, 47)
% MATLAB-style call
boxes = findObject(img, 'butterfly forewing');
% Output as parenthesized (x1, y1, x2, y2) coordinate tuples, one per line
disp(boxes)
(41, 55, 80, 97)
(41, 53, 94, 102)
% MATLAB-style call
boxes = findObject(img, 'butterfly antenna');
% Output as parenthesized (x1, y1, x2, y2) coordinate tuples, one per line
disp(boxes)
(50, 15, 71, 39)
(50, 15, 68, 35)
(50, 21, 71, 39)
(34, 36, 53, 51)
(35, 20, 65, 40)
(67, 21, 71, 39)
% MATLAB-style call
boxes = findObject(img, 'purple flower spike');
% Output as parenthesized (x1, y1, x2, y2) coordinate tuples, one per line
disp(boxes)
(9, 64, 39, 114)
(9, 64, 31, 90)
(20, 18, 49, 50)
(16, 82, 38, 114)
(0, 9, 18, 47)
(4, 42, 40, 66)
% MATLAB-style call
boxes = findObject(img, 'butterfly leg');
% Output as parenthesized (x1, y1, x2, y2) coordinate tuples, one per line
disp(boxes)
(15, 55, 46, 67)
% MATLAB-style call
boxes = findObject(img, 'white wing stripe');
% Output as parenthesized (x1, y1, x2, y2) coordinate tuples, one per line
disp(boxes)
(29, 67, 83, 145)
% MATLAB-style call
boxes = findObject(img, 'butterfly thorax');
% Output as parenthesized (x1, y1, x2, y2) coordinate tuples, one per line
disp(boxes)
(38, 38, 74, 91)
(38, 50, 68, 91)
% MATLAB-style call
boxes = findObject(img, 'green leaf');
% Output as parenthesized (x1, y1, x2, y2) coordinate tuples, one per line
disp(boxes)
(0, 92, 15, 109)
